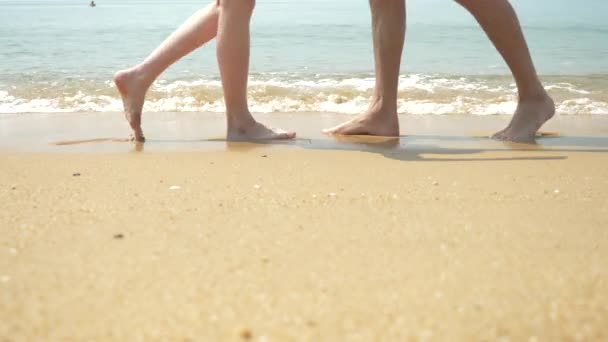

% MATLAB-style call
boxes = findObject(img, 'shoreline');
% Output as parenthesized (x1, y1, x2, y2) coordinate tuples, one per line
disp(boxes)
(1, 112, 608, 153)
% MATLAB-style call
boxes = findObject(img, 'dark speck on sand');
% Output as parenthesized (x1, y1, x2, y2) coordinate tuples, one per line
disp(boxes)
(239, 329, 252, 340)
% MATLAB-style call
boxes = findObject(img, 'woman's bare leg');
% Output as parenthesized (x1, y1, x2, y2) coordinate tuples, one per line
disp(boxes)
(455, 0, 555, 141)
(216, 0, 295, 140)
(113, 2, 220, 142)
(323, 0, 405, 137)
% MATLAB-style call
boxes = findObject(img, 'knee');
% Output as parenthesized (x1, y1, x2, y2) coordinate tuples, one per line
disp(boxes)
(218, 0, 256, 14)
(369, 0, 404, 11)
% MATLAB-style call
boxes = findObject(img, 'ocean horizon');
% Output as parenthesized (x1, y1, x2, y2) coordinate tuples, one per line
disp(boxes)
(1, 0, 607, 114)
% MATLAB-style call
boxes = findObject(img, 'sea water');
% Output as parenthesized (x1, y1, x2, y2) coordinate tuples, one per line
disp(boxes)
(1, 0, 607, 114)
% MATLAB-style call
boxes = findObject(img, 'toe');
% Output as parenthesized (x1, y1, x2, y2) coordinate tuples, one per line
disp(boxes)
(322, 125, 344, 135)
(491, 129, 508, 140)
(130, 131, 145, 143)
(512, 133, 535, 143)
(275, 130, 296, 140)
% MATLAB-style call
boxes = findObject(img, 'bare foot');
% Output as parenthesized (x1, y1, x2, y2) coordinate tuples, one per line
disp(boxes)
(227, 121, 296, 141)
(492, 94, 555, 142)
(322, 109, 400, 137)
(113, 68, 149, 142)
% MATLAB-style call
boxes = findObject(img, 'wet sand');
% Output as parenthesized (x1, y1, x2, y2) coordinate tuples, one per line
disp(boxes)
(1, 113, 607, 340)
(1, 111, 608, 153)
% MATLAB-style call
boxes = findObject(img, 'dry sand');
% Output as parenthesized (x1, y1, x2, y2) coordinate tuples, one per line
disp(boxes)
(1, 113, 607, 340)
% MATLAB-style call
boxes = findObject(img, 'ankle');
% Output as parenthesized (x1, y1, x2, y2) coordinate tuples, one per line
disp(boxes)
(128, 65, 157, 87)
(369, 97, 398, 116)
(226, 111, 256, 130)
(518, 83, 549, 103)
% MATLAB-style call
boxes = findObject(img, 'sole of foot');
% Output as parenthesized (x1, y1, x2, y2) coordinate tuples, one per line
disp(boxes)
(113, 69, 147, 143)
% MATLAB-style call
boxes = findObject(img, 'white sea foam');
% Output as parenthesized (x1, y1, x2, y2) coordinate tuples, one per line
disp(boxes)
(1, 75, 606, 115)
(545, 83, 592, 95)
(557, 98, 608, 115)
(2, 95, 606, 115)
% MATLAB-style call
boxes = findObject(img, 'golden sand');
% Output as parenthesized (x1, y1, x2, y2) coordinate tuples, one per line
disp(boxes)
(0, 113, 607, 340)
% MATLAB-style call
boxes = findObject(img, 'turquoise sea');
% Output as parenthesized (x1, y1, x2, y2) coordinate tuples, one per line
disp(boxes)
(1, 0, 607, 114)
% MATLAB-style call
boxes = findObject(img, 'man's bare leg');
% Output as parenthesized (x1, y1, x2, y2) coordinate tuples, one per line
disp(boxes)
(217, 0, 295, 140)
(323, 0, 405, 136)
(456, 0, 555, 142)
(113, 2, 220, 141)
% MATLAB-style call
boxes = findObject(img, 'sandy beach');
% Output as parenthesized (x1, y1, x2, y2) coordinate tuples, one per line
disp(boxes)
(1, 112, 607, 340)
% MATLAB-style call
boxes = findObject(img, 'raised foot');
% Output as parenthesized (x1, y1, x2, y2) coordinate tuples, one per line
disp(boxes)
(322, 113, 400, 137)
(492, 95, 556, 142)
(113, 68, 148, 142)
(227, 121, 296, 141)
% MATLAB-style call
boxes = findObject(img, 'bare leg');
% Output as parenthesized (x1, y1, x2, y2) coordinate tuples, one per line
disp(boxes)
(456, 0, 555, 142)
(323, 0, 405, 137)
(216, 0, 295, 140)
(113, 2, 220, 141)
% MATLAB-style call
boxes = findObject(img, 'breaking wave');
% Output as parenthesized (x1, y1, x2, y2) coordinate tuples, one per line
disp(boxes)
(1, 74, 607, 115)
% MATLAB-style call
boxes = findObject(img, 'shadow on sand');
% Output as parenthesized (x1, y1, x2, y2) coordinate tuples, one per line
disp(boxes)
(101, 133, 608, 163)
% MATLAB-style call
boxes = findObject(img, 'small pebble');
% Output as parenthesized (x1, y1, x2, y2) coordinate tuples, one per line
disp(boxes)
(328, 193, 337, 197)
(312, 194, 317, 198)
(554, 189, 560, 194)
(11, 186, 16, 190)
(72, 173, 81, 177)
(253, 184, 261, 190)
(239, 329, 252, 340)
(0, 276, 10, 283)
(114, 234, 124, 239)
(261, 155, 268, 158)
(169, 185, 181, 190)
(432, 181, 439, 186)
